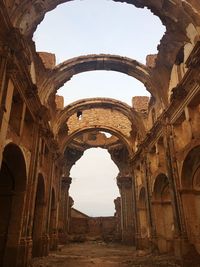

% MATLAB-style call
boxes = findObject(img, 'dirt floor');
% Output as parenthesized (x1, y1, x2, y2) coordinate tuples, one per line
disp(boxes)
(31, 241, 182, 267)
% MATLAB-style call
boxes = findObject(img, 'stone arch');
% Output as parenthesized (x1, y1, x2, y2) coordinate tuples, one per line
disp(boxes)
(61, 126, 132, 156)
(55, 97, 144, 157)
(9, 0, 200, 43)
(39, 54, 153, 104)
(138, 187, 149, 248)
(7, 0, 200, 105)
(181, 145, 200, 254)
(152, 173, 174, 253)
(32, 173, 46, 257)
(0, 143, 27, 267)
(54, 97, 145, 135)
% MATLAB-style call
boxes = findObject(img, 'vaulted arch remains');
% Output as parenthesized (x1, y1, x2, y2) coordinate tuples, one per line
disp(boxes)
(5, 0, 200, 105)
(54, 97, 145, 134)
(39, 54, 154, 105)
(55, 98, 144, 155)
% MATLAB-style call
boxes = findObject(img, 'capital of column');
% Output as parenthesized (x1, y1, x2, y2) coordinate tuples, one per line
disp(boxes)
(117, 175, 132, 189)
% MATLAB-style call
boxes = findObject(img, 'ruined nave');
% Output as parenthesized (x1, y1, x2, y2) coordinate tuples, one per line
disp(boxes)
(0, 0, 200, 266)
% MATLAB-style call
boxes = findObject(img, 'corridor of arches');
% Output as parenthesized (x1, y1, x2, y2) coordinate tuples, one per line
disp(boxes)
(0, 0, 200, 266)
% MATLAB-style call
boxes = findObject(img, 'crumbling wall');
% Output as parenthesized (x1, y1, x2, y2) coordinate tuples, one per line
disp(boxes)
(70, 216, 118, 242)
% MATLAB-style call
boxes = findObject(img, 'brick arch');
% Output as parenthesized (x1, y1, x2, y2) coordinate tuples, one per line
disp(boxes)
(54, 97, 145, 137)
(58, 106, 133, 155)
(61, 126, 133, 156)
(39, 54, 153, 104)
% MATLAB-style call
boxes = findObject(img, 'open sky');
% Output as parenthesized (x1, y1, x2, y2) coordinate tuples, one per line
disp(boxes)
(34, 0, 165, 216)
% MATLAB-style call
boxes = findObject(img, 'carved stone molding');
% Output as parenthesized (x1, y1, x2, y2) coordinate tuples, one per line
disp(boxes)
(117, 175, 132, 189)
(7, 28, 31, 65)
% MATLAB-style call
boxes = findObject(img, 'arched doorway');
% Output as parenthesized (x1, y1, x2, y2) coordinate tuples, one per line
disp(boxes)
(69, 148, 119, 217)
(138, 187, 149, 248)
(0, 143, 27, 267)
(152, 174, 174, 253)
(49, 188, 57, 250)
(181, 145, 200, 254)
(32, 174, 46, 257)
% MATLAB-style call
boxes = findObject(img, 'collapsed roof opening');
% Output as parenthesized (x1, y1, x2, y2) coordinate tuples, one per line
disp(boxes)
(57, 70, 150, 106)
(34, 0, 165, 64)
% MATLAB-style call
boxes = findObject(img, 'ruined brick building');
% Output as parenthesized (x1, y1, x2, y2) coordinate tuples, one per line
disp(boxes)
(0, 1, 200, 266)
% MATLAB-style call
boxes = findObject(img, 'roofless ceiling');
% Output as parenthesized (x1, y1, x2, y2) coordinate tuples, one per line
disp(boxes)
(2, 0, 200, 158)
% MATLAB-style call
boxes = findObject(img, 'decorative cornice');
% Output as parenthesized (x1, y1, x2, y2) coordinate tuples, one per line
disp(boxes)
(117, 175, 132, 189)
(6, 28, 31, 65)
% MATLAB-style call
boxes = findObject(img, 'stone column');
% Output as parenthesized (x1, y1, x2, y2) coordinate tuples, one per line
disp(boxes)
(58, 176, 72, 244)
(114, 197, 122, 241)
(17, 123, 41, 267)
(0, 50, 15, 165)
(117, 175, 135, 245)
(164, 121, 192, 258)
(144, 155, 157, 251)
(0, 44, 10, 124)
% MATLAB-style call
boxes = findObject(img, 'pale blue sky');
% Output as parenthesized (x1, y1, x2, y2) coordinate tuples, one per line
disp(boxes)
(34, 0, 165, 216)
(34, 0, 165, 106)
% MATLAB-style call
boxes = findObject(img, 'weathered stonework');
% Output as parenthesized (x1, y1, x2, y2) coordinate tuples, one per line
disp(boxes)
(0, 1, 200, 266)
(69, 208, 118, 242)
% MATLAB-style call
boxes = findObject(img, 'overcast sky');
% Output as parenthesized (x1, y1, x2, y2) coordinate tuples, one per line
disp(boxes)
(34, 0, 165, 216)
